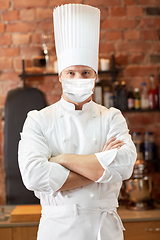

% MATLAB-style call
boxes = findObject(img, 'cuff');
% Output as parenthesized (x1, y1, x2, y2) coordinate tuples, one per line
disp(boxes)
(95, 148, 117, 183)
(49, 162, 70, 192)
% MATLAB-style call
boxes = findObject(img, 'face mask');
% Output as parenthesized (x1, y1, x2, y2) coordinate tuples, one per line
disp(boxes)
(62, 78, 95, 103)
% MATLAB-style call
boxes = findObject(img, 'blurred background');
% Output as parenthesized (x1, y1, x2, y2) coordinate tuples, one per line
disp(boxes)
(0, 0, 160, 207)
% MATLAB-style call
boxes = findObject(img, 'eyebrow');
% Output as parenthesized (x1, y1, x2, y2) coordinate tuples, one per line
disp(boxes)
(83, 69, 92, 72)
(63, 67, 95, 74)
(64, 69, 75, 72)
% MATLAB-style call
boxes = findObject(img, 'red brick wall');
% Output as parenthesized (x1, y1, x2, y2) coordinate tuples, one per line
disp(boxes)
(0, 0, 160, 204)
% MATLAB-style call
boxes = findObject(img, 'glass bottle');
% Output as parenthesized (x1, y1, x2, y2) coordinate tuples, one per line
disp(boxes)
(140, 82, 149, 110)
(127, 86, 134, 110)
(148, 74, 158, 109)
(158, 71, 160, 109)
(132, 132, 148, 179)
(132, 132, 143, 160)
(103, 86, 111, 108)
(144, 132, 155, 161)
(41, 33, 52, 72)
(94, 76, 102, 104)
(109, 93, 114, 107)
(134, 88, 140, 110)
(119, 81, 128, 111)
(113, 81, 120, 109)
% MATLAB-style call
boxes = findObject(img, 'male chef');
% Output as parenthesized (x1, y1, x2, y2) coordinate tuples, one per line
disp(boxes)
(18, 4, 137, 240)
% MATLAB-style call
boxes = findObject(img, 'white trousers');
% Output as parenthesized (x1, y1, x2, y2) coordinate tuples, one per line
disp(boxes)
(37, 199, 124, 240)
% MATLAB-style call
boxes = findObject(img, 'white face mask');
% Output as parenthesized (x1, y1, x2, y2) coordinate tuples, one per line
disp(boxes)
(62, 78, 95, 103)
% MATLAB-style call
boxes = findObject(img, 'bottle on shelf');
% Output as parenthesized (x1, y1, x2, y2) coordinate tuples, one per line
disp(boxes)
(113, 81, 120, 109)
(158, 71, 160, 109)
(119, 81, 128, 111)
(134, 88, 140, 110)
(144, 132, 155, 161)
(140, 82, 149, 110)
(127, 86, 134, 110)
(132, 132, 143, 160)
(148, 74, 158, 109)
(109, 93, 114, 107)
(103, 86, 111, 108)
(94, 76, 102, 105)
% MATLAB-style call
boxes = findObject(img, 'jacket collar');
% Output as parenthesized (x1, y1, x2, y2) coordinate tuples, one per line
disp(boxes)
(60, 96, 93, 112)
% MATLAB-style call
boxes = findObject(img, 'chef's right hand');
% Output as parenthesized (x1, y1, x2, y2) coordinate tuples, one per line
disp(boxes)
(102, 137, 124, 151)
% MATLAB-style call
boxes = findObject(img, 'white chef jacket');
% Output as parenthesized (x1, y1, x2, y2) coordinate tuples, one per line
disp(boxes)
(18, 97, 137, 240)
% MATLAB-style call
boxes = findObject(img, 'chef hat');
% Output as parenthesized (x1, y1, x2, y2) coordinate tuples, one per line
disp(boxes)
(53, 4, 100, 74)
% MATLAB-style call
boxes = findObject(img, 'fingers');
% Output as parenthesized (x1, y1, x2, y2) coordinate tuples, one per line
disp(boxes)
(49, 156, 59, 163)
(102, 137, 116, 151)
(48, 157, 54, 162)
(107, 140, 124, 151)
(109, 141, 124, 150)
(102, 137, 124, 151)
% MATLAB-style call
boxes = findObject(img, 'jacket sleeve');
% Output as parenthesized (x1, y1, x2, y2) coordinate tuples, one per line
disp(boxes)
(95, 108, 137, 183)
(18, 110, 70, 194)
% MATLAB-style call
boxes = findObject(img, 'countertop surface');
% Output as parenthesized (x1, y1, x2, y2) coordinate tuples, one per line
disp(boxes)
(118, 205, 160, 222)
(0, 204, 160, 227)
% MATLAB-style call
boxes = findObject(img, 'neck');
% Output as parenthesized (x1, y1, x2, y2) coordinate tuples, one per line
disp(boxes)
(62, 94, 92, 110)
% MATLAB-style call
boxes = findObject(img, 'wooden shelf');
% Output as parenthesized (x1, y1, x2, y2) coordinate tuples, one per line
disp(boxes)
(122, 109, 160, 113)
(19, 72, 58, 78)
(19, 55, 119, 87)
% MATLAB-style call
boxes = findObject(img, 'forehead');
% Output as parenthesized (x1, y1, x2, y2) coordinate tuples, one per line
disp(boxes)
(62, 65, 95, 72)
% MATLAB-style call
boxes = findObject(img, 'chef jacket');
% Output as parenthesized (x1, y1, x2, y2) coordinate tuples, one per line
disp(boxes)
(18, 97, 137, 240)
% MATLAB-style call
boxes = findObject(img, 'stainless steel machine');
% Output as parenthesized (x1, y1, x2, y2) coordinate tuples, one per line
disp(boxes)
(124, 158, 154, 210)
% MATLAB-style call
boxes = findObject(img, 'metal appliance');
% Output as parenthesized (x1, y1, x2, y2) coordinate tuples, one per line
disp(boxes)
(123, 159, 154, 210)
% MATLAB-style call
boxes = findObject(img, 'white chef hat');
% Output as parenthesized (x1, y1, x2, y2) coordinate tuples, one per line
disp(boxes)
(53, 4, 100, 75)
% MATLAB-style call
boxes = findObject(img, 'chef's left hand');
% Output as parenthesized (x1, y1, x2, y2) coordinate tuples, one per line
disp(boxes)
(102, 137, 124, 151)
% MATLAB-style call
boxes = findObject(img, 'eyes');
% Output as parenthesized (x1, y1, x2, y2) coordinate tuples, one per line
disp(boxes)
(66, 70, 92, 78)
(61, 66, 96, 79)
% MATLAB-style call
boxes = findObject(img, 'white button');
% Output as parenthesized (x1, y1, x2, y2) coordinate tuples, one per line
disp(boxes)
(65, 195, 68, 198)
(90, 193, 94, 198)
(94, 138, 97, 143)
(64, 139, 67, 143)
(60, 114, 63, 118)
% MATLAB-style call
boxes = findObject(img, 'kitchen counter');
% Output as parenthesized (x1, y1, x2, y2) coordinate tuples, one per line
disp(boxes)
(1, 205, 160, 240)
(0, 205, 160, 227)
(118, 205, 160, 222)
(0, 205, 39, 227)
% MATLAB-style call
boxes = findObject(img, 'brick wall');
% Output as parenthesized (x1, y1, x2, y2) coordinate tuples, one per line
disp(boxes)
(0, 0, 160, 204)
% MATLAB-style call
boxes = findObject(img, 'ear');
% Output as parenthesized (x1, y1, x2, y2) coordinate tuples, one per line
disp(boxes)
(95, 74, 97, 83)
(59, 75, 62, 83)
